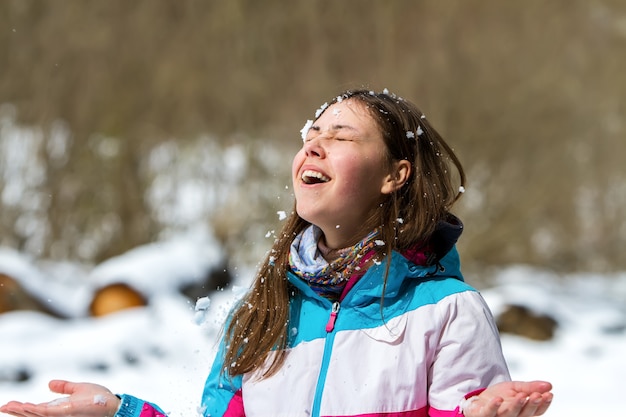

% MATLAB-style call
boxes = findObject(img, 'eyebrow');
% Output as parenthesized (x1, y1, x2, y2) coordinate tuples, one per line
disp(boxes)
(310, 123, 357, 132)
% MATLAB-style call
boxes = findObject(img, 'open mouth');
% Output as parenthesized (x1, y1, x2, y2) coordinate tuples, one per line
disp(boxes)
(301, 170, 330, 184)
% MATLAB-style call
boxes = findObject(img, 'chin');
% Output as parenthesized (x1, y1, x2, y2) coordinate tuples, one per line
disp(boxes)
(294, 208, 322, 230)
(295, 210, 315, 226)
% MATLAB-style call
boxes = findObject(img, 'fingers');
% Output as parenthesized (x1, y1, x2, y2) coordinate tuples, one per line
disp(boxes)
(0, 401, 23, 417)
(1, 402, 54, 417)
(516, 393, 543, 417)
(486, 393, 530, 417)
(1, 387, 74, 417)
(482, 396, 504, 417)
(507, 381, 553, 417)
(0, 401, 44, 417)
(531, 392, 553, 416)
(509, 380, 552, 394)
(16, 403, 53, 417)
(47, 380, 74, 396)
(496, 391, 553, 417)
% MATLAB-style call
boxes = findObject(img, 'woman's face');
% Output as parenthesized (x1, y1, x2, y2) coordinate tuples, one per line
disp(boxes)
(292, 99, 396, 248)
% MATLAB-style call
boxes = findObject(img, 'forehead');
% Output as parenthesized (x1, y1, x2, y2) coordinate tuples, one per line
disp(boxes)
(316, 99, 377, 129)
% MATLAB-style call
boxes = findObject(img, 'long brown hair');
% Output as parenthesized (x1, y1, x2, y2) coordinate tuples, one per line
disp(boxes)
(222, 89, 465, 378)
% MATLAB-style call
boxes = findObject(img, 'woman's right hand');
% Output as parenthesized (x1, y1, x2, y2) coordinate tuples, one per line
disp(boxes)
(0, 380, 120, 417)
(463, 380, 553, 417)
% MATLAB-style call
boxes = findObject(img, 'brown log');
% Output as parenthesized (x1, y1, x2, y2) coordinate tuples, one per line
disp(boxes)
(89, 282, 147, 317)
(0, 273, 63, 317)
(496, 304, 558, 341)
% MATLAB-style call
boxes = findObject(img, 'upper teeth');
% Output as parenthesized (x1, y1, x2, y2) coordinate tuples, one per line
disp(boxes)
(302, 170, 330, 183)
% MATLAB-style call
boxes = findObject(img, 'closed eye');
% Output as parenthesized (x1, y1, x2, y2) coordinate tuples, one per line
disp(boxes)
(304, 124, 358, 143)
(304, 134, 353, 143)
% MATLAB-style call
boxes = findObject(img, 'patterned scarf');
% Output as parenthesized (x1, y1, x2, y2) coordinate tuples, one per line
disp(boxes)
(289, 225, 381, 300)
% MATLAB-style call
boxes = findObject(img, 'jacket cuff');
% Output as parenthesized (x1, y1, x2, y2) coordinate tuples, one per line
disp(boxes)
(464, 388, 486, 399)
(115, 394, 144, 417)
(458, 388, 486, 416)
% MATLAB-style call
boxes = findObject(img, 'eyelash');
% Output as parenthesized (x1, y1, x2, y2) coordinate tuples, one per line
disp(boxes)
(304, 135, 351, 143)
(305, 126, 354, 142)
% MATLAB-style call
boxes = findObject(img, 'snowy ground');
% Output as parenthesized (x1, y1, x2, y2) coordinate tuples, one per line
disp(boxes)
(1, 241, 625, 417)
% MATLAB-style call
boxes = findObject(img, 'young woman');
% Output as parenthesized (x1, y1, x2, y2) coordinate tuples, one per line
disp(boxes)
(1, 90, 553, 417)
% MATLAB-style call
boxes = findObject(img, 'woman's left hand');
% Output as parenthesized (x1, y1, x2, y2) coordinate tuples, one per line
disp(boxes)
(462, 380, 553, 417)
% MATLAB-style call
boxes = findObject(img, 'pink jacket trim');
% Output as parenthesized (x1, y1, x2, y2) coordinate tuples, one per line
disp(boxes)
(139, 403, 166, 417)
(427, 388, 487, 417)
(322, 406, 428, 417)
(223, 389, 245, 417)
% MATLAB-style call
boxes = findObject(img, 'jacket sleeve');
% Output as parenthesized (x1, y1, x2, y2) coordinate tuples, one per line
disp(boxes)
(200, 335, 245, 417)
(427, 290, 511, 417)
(112, 336, 244, 417)
(115, 394, 167, 417)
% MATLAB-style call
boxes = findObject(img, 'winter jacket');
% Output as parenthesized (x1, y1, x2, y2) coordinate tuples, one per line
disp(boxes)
(116, 229, 510, 417)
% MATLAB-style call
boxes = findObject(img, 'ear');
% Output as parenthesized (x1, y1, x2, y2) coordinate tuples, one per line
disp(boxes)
(381, 159, 411, 194)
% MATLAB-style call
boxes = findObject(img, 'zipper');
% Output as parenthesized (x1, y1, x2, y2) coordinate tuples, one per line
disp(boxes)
(312, 301, 341, 417)
(325, 301, 340, 332)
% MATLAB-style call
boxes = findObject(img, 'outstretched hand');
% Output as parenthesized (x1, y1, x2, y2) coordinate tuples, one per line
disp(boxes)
(463, 380, 553, 417)
(0, 380, 120, 417)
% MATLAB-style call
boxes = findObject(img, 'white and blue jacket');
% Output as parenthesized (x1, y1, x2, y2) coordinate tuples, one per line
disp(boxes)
(200, 244, 511, 417)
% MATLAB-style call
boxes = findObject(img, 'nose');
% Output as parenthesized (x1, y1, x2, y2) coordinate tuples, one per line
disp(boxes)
(303, 136, 326, 158)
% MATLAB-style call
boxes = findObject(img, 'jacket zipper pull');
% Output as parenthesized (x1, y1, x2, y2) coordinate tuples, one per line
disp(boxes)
(325, 302, 340, 332)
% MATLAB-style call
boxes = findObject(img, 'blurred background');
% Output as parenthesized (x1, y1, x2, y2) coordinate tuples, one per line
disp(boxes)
(1, 0, 625, 277)
(2, 2, 626, 416)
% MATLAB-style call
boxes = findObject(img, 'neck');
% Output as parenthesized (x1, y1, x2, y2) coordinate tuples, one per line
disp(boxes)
(317, 227, 382, 262)
(317, 237, 353, 261)
(318, 222, 376, 251)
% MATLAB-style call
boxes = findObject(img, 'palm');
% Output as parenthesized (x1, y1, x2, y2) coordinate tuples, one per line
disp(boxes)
(0, 380, 120, 417)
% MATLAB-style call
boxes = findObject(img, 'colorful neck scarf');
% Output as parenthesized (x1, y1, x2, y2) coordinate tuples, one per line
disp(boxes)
(289, 225, 381, 300)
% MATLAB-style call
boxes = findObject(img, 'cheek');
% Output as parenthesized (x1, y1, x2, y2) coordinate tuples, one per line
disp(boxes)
(291, 150, 305, 185)
(291, 150, 303, 175)
(338, 156, 386, 196)
(340, 155, 372, 182)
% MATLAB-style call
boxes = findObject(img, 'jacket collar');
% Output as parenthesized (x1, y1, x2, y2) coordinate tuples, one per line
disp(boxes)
(401, 213, 463, 266)
(286, 214, 464, 305)
(287, 243, 464, 306)
(343, 244, 463, 305)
